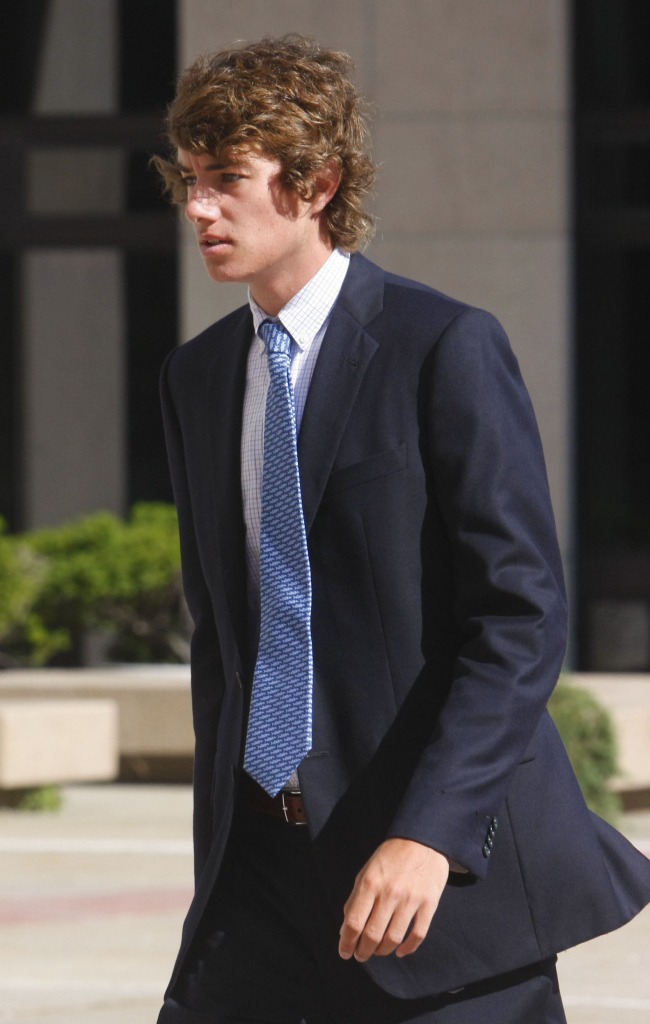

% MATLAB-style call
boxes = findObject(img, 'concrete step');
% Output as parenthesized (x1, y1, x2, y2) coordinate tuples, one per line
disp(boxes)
(0, 699, 118, 789)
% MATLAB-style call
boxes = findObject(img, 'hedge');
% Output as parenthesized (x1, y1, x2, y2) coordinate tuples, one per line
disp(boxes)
(548, 680, 621, 822)
(0, 517, 45, 646)
(0, 503, 187, 667)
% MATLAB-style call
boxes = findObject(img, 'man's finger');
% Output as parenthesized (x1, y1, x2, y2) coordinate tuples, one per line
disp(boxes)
(352, 897, 397, 962)
(338, 887, 376, 959)
(395, 903, 435, 958)
(373, 904, 418, 957)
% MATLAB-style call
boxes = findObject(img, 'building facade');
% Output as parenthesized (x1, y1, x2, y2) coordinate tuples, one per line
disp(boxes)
(1, 1, 648, 671)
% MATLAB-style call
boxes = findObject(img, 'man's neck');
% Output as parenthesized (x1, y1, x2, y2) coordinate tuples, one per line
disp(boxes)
(249, 238, 335, 317)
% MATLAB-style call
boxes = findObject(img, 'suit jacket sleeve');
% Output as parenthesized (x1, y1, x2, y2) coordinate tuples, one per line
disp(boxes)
(160, 348, 226, 885)
(387, 307, 568, 879)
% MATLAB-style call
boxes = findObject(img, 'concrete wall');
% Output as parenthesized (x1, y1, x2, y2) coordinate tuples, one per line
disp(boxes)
(33, 0, 118, 115)
(179, 0, 572, 562)
(23, 250, 126, 527)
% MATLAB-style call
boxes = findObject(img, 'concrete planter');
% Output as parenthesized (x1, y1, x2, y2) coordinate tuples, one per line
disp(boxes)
(0, 665, 193, 783)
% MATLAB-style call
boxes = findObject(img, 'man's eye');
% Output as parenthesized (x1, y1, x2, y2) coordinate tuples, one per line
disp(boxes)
(221, 173, 242, 183)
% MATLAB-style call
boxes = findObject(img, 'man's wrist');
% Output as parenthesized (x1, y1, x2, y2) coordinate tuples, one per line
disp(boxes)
(445, 855, 469, 874)
(387, 835, 469, 875)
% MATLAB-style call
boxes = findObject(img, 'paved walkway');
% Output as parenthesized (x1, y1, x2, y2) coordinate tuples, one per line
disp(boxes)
(0, 786, 648, 1023)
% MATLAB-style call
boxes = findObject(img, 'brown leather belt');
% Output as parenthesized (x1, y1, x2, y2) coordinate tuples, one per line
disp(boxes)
(239, 771, 307, 825)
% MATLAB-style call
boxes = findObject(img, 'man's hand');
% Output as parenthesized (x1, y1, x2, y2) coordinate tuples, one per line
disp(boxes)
(338, 837, 450, 962)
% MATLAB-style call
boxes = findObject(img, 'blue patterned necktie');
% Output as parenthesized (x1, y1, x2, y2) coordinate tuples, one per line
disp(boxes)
(243, 320, 313, 796)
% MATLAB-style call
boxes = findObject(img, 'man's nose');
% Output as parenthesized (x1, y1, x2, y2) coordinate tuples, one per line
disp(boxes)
(185, 189, 221, 224)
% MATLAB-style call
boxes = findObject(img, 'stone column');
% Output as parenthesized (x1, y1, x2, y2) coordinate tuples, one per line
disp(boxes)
(33, 0, 118, 115)
(22, 249, 125, 528)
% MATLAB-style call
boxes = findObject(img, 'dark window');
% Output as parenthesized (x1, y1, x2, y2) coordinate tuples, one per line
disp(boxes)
(587, 144, 650, 207)
(125, 251, 177, 506)
(574, 0, 650, 670)
(0, 253, 20, 530)
(119, 0, 177, 114)
(575, 0, 650, 110)
(0, 1, 178, 531)
(127, 149, 170, 212)
(0, 2, 49, 115)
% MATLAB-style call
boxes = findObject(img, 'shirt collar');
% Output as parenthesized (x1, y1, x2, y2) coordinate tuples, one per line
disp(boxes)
(248, 248, 350, 353)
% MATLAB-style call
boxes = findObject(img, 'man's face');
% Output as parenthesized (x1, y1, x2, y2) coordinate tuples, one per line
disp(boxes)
(178, 148, 322, 288)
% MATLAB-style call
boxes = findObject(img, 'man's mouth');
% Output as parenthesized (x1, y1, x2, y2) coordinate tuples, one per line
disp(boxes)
(200, 236, 232, 254)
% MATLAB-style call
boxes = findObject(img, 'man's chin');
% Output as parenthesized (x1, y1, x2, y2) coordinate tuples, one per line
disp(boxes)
(203, 258, 246, 285)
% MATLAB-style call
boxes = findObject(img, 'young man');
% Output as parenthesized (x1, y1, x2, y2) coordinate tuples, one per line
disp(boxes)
(155, 36, 650, 1024)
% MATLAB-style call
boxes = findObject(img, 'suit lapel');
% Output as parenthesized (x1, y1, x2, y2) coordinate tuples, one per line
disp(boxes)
(206, 306, 252, 665)
(298, 254, 385, 533)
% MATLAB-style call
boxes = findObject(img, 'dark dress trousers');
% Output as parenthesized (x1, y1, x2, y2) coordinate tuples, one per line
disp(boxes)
(161, 797, 567, 1024)
(158, 253, 650, 1004)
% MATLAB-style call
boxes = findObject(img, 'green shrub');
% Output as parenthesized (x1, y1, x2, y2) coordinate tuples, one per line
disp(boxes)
(548, 680, 621, 822)
(0, 785, 62, 812)
(0, 503, 188, 666)
(0, 516, 46, 665)
(94, 502, 188, 664)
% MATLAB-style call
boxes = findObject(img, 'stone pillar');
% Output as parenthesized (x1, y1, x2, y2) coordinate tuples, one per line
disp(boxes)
(33, 0, 118, 115)
(178, 1, 572, 564)
(22, 249, 126, 528)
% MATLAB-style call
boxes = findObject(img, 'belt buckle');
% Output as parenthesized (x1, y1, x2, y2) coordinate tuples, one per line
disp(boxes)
(281, 789, 306, 826)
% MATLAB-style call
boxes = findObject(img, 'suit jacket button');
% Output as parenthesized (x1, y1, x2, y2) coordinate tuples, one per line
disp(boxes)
(492, 818, 498, 829)
(482, 843, 490, 858)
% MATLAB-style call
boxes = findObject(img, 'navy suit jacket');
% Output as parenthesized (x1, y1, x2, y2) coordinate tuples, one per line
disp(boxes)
(160, 253, 650, 999)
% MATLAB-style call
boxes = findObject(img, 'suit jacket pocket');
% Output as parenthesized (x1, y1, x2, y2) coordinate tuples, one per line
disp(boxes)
(324, 443, 409, 498)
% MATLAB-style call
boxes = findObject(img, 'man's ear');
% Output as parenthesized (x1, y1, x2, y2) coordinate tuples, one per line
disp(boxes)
(311, 159, 342, 213)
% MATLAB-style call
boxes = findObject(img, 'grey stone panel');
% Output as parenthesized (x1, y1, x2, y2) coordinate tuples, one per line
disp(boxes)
(33, 0, 118, 114)
(26, 147, 125, 217)
(374, 115, 567, 233)
(23, 249, 125, 528)
(375, 0, 568, 113)
(180, 0, 374, 94)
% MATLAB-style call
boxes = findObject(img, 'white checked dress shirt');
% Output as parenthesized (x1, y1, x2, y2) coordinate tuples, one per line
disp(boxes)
(241, 246, 350, 614)
(241, 247, 350, 789)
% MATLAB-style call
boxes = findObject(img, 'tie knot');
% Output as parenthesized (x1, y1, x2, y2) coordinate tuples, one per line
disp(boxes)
(259, 319, 292, 357)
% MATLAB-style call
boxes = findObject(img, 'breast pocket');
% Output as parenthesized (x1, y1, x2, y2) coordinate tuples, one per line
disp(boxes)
(324, 443, 409, 498)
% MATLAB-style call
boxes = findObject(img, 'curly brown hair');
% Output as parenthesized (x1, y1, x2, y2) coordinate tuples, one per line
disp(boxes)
(152, 35, 376, 251)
